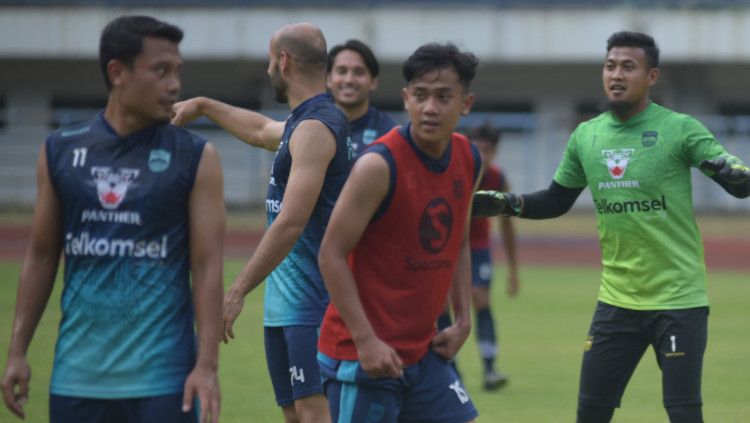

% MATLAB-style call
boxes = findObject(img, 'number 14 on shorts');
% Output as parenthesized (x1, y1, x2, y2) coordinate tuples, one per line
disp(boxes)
(290, 365, 306, 385)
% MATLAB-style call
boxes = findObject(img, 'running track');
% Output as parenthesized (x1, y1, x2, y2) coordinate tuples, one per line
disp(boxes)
(1, 225, 748, 271)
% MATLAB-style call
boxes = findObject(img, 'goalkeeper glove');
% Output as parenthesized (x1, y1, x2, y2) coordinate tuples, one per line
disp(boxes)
(472, 190, 523, 218)
(700, 157, 750, 184)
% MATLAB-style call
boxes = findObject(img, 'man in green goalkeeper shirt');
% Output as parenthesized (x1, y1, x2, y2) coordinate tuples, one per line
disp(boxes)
(473, 31, 749, 423)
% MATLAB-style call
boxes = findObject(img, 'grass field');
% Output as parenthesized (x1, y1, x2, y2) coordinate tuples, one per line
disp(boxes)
(1, 260, 749, 422)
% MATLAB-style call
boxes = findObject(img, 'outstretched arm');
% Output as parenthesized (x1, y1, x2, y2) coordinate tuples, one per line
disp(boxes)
(222, 120, 336, 341)
(2, 144, 62, 420)
(183, 143, 225, 423)
(318, 153, 404, 379)
(172, 96, 285, 151)
(473, 181, 584, 219)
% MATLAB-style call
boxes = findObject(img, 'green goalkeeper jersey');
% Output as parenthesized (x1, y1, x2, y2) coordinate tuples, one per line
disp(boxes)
(554, 102, 730, 310)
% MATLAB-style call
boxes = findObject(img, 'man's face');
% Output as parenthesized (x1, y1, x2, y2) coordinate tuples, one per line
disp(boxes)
(602, 46, 658, 114)
(326, 49, 376, 109)
(117, 37, 182, 123)
(267, 42, 288, 104)
(402, 67, 473, 145)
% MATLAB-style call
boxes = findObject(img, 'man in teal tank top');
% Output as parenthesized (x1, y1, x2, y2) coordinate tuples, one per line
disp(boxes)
(1, 16, 224, 423)
(473, 31, 749, 423)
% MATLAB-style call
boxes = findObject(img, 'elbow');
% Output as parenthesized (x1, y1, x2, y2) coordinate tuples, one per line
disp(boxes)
(275, 212, 307, 240)
(557, 201, 576, 216)
(318, 242, 339, 289)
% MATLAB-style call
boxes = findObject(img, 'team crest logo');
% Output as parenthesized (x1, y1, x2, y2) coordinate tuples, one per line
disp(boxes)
(91, 166, 139, 210)
(602, 149, 635, 180)
(641, 131, 658, 147)
(362, 129, 377, 146)
(148, 149, 171, 172)
(418, 198, 452, 254)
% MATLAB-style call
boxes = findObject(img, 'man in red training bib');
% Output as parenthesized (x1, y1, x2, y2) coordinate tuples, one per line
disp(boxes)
(317, 42, 482, 423)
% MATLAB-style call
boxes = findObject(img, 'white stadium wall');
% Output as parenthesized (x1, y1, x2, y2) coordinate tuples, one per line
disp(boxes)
(1, 4, 749, 210)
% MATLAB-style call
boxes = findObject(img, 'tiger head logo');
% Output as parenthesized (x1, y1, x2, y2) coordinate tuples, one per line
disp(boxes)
(602, 149, 635, 180)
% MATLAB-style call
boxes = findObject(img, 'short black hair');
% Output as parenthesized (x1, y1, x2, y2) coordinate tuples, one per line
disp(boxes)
(327, 39, 380, 78)
(99, 15, 183, 90)
(606, 31, 660, 69)
(402, 42, 478, 90)
(466, 123, 500, 146)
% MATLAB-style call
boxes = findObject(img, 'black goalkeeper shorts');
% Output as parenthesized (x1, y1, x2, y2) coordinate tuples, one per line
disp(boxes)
(577, 301, 708, 408)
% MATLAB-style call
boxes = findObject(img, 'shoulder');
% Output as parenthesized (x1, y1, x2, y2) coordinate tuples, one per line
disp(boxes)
(648, 104, 711, 136)
(372, 107, 397, 128)
(576, 112, 609, 133)
(353, 148, 392, 193)
(308, 96, 348, 123)
(47, 114, 100, 144)
(371, 127, 403, 147)
(304, 101, 349, 138)
(452, 132, 475, 157)
(659, 106, 702, 127)
(162, 123, 208, 146)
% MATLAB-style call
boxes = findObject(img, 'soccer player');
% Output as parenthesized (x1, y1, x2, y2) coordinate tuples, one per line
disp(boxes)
(439, 124, 520, 390)
(182, 23, 349, 423)
(473, 31, 750, 423)
(1, 16, 224, 423)
(326, 39, 397, 157)
(317, 42, 481, 422)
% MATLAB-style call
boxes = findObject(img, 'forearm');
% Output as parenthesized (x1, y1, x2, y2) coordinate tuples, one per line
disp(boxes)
(191, 256, 223, 370)
(196, 97, 279, 151)
(500, 218, 519, 274)
(9, 253, 59, 357)
(319, 252, 376, 345)
(448, 243, 472, 331)
(518, 181, 583, 219)
(712, 175, 750, 198)
(232, 215, 305, 296)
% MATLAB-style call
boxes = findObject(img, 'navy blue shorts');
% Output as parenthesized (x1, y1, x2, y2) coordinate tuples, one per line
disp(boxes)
(49, 393, 196, 423)
(471, 248, 492, 288)
(578, 301, 708, 408)
(264, 325, 324, 406)
(318, 349, 478, 423)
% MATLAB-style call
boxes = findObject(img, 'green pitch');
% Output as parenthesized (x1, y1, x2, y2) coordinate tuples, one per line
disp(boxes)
(1, 260, 748, 422)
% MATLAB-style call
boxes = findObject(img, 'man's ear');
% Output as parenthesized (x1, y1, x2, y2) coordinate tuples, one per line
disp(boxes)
(278, 50, 291, 73)
(369, 77, 379, 93)
(461, 93, 475, 116)
(648, 67, 660, 87)
(107, 59, 127, 88)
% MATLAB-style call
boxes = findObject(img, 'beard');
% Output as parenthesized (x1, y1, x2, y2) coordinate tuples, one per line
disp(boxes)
(269, 65, 288, 104)
(605, 99, 636, 120)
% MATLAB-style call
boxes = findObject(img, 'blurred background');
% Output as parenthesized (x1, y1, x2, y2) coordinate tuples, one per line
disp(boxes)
(1, 0, 750, 213)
